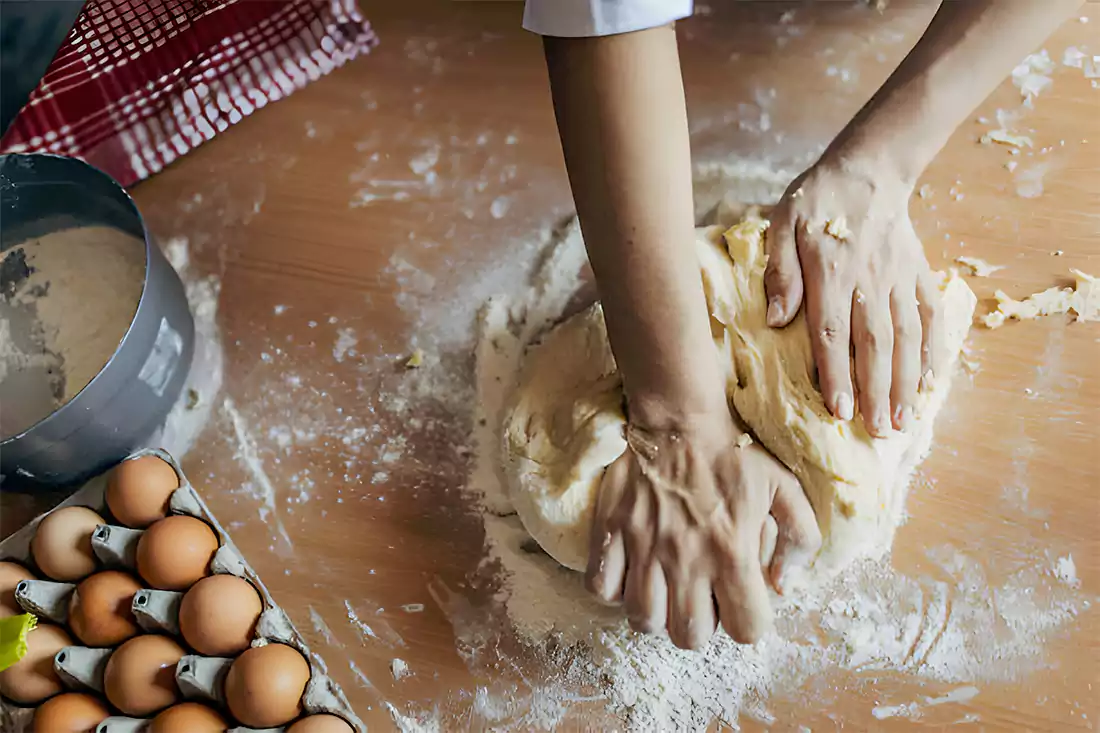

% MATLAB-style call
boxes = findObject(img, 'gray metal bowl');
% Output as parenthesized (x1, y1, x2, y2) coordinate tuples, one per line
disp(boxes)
(0, 153, 194, 491)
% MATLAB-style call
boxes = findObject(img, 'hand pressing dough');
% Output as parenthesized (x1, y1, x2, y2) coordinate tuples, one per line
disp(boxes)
(503, 213, 977, 576)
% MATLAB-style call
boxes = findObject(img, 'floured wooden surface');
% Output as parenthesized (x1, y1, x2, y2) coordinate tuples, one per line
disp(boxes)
(2, 2, 1097, 730)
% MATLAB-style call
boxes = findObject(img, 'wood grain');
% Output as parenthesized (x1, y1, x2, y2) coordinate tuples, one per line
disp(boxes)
(3, 1, 1097, 730)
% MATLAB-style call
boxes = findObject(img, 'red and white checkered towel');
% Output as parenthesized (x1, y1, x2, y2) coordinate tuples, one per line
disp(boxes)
(0, 0, 378, 186)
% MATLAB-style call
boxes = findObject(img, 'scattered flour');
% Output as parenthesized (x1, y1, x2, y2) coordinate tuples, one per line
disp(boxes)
(391, 658, 411, 680)
(221, 397, 294, 552)
(333, 327, 359, 362)
(150, 236, 225, 460)
(445, 172, 1095, 730)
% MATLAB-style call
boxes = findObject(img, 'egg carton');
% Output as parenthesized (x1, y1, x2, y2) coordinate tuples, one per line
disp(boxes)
(0, 447, 364, 733)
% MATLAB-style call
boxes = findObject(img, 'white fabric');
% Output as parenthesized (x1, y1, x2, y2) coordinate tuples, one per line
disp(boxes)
(523, 0, 693, 38)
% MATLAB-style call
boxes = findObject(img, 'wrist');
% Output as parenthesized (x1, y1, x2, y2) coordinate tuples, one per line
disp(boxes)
(824, 71, 952, 188)
(624, 389, 736, 437)
(824, 129, 928, 192)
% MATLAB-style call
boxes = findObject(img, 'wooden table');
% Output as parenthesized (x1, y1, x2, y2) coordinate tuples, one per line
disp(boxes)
(3, 2, 1097, 730)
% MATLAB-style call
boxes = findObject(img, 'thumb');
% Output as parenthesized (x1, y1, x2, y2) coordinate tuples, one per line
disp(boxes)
(764, 219, 804, 328)
(768, 474, 822, 595)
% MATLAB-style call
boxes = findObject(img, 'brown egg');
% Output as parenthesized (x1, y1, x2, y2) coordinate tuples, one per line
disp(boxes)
(288, 714, 355, 733)
(225, 643, 310, 727)
(68, 570, 142, 647)
(0, 560, 35, 617)
(31, 506, 105, 581)
(0, 622, 71, 704)
(106, 455, 180, 528)
(33, 692, 110, 732)
(103, 634, 184, 716)
(179, 574, 262, 656)
(148, 702, 227, 733)
(136, 515, 219, 590)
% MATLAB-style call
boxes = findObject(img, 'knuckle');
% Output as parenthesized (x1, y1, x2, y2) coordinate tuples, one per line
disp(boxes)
(857, 322, 889, 351)
(893, 316, 919, 341)
(815, 317, 847, 347)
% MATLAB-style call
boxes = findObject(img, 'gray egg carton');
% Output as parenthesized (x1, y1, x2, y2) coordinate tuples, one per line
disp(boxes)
(0, 447, 364, 733)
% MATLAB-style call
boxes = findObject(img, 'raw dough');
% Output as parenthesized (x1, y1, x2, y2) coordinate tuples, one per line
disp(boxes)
(503, 213, 977, 575)
(982, 269, 1098, 328)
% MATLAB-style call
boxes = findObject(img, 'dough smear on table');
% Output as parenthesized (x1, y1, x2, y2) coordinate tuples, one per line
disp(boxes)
(502, 212, 977, 579)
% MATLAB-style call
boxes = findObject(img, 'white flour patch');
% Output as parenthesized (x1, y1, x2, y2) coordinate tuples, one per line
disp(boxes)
(872, 686, 980, 721)
(221, 397, 294, 552)
(1015, 163, 1049, 199)
(309, 606, 343, 648)
(348, 659, 375, 690)
(345, 599, 379, 644)
(447, 169, 1094, 730)
(333, 327, 359, 362)
(386, 702, 440, 733)
(1053, 554, 1079, 587)
(344, 599, 406, 649)
(490, 195, 511, 219)
(152, 236, 225, 460)
(409, 146, 440, 176)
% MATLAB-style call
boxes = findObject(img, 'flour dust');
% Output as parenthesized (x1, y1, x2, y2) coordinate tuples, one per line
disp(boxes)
(426, 170, 1096, 731)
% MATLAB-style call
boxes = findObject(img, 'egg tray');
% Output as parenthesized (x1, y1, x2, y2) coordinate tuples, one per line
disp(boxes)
(0, 447, 365, 733)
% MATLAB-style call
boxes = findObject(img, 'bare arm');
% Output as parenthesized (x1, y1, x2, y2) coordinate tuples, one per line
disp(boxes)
(544, 26, 723, 428)
(543, 26, 820, 649)
(765, 0, 1083, 437)
(830, 0, 1085, 184)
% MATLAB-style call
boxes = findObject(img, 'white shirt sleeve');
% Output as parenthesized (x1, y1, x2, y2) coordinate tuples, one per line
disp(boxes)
(523, 0, 693, 38)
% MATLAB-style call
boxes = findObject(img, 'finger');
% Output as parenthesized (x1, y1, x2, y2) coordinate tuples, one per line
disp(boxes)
(760, 515, 778, 570)
(624, 560, 668, 635)
(714, 538, 774, 644)
(764, 218, 805, 327)
(622, 494, 667, 634)
(767, 475, 822, 595)
(586, 532, 626, 605)
(852, 288, 894, 437)
(916, 271, 943, 390)
(668, 574, 717, 651)
(890, 287, 922, 431)
(801, 239, 855, 420)
(585, 456, 629, 604)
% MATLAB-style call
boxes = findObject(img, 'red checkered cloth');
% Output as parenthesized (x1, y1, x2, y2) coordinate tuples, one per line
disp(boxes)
(0, 0, 378, 186)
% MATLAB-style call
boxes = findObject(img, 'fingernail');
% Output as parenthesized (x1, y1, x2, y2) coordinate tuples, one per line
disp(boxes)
(835, 393, 854, 421)
(894, 405, 913, 431)
(767, 298, 784, 327)
(874, 412, 892, 436)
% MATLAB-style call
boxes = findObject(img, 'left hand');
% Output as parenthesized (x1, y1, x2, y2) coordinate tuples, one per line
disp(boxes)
(762, 157, 942, 437)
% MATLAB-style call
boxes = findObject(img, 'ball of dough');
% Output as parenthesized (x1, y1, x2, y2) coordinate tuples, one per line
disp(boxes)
(503, 215, 977, 576)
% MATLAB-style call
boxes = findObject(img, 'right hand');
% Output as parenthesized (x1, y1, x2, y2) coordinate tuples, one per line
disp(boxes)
(585, 411, 821, 649)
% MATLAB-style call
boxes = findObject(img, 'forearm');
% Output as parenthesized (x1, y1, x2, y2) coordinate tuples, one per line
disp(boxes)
(543, 26, 727, 429)
(829, 0, 1082, 182)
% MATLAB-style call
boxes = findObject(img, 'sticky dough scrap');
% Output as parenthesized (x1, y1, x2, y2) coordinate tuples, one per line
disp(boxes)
(982, 269, 1099, 328)
(503, 214, 977, 575)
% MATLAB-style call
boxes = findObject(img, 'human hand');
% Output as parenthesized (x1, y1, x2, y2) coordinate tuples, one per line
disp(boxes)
(585, 412, 821, 649)
(763, 158, 942, 436)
